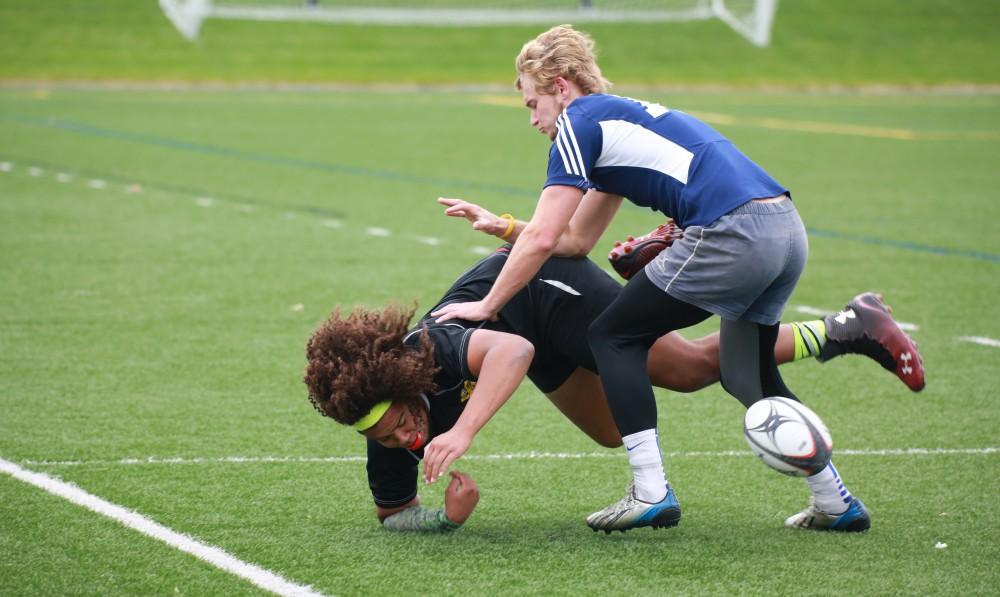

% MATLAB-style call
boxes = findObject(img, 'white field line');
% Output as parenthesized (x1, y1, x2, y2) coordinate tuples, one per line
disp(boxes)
(957, 336, 1000, 348)
(2, 160, 491, 262)
(19, 447, 998, 468)
(0, 457, 328, 597)
(3, 158, 991, 342)
(794, 306, 830, 317)
(412, 235, 443, 246)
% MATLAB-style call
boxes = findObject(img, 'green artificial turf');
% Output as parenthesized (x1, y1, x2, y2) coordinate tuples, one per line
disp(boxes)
(1, 87, 998, 595)
(1, 0, 998, 86)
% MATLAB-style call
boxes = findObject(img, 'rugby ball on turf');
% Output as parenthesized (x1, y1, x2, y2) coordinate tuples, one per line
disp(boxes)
(744, 397, 833, 477)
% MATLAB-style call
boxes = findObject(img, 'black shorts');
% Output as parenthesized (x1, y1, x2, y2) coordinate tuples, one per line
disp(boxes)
(496, 256, 623, 393)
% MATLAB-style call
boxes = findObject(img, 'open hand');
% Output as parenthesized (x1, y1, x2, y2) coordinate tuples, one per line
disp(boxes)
(432, 300, 497, 323)
(438, 197, 504, 237)
(423, 428, 473, 484)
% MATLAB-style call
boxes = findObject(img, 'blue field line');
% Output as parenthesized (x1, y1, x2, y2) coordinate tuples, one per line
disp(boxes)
(7, 115, 1000, 264)
(806, 227, 1000, 263)
(12, 114, 538, 198)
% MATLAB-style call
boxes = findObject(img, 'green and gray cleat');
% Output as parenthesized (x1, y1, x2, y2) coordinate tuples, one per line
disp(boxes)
(785, 497, 871, 532)
(586, 482, 681, 534)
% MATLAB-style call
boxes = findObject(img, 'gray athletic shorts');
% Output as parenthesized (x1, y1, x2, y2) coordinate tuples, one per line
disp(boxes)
(645, 198, 807, 325)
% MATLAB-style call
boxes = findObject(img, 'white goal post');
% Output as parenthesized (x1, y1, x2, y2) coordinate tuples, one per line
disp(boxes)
(160, 0, 778, 47)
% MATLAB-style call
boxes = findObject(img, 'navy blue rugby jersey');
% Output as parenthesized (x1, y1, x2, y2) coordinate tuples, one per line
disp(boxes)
(545, 94, 788, 228)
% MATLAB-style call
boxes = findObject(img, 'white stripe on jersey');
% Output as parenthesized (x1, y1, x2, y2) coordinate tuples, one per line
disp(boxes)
(596, 120, 694, 184)
(559, 113, 588, 178)
(554, 126, 576, 176)
(555, 113, 585, 177)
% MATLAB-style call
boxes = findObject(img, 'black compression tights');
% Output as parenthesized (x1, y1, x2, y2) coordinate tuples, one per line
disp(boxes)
(587, 270, 712, 437)
(719, 318, 798, 408)
(587, 270, 798, 437)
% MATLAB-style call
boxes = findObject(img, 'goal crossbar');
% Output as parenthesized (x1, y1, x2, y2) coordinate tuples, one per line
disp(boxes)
(160, 1, 776, 47)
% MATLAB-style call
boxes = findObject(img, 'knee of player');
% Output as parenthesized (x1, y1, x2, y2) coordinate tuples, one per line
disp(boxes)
(517, 337, 536, 360)
(719, 374, 759, 409)
(719, 373, 736, 397)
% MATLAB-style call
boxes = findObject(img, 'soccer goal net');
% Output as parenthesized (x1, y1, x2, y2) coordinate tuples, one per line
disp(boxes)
(160, 0, 777, 47)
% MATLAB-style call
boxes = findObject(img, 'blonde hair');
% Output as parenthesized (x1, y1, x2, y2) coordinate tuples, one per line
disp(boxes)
(515, 24, 612, 95)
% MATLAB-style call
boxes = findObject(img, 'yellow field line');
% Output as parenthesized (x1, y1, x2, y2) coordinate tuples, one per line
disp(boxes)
(477, 95, 999, 142)
(478, 94, 524, 108)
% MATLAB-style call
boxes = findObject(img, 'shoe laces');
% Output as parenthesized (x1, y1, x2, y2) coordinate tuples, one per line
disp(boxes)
(600, 483, 641, 517)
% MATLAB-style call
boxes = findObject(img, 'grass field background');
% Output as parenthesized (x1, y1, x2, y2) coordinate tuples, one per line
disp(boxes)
(2, 0, 999, 86)
(2, 2, 999, 596)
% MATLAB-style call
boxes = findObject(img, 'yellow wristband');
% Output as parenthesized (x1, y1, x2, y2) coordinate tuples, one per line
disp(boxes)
(499, 214, 516, 240)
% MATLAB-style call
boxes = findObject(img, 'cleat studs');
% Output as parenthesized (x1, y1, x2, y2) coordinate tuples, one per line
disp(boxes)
(623, 246, 632, 253)
(627, 235, 634, 241)
(613, 241, 622, 247)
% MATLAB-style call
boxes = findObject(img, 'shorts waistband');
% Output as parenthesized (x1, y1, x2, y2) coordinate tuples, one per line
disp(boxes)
(729, 195, 794, 216)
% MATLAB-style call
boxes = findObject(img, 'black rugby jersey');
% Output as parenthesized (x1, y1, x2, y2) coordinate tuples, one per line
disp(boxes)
(366, 248, 621, 507)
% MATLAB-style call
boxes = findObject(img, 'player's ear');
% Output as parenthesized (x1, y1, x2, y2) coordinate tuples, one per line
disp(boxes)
(554, 76, 569, 97)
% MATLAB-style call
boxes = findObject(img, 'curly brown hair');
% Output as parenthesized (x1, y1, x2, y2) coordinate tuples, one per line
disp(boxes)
(304, 304, 438, 426)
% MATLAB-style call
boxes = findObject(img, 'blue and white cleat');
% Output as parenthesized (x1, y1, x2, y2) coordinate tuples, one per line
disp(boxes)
(785, 497, 871, 532)
(586, 482, 681, 534)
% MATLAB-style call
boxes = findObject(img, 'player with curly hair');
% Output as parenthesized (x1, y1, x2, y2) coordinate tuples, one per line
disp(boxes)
(305, 242, 921, 533)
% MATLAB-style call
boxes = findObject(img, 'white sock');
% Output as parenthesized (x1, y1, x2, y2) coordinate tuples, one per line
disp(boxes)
(806, 461, 852, 514)
(622, 429, 667, 503)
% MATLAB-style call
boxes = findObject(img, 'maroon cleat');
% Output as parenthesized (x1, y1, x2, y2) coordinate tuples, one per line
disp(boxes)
(820, 292, 925, 392)
(608, 220, 684, 280)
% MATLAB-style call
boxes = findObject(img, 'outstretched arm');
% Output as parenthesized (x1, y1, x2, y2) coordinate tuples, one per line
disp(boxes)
(422, 329, 535, 483)
(432, 185, 584, 323)
(438, 189, 621, 257)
